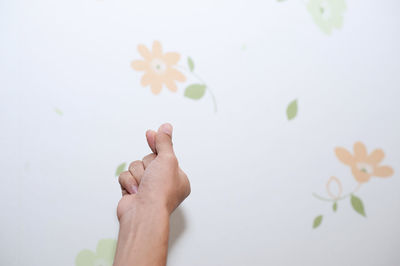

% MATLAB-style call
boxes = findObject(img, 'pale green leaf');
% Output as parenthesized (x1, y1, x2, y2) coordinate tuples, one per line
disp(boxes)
(333, 202, 338, 212)
(351, 194, 366, 217)
(115, 162, 126, 176)
(75, 250, 95, 266)
(313, 215, 323, 229)
(286, 99, 298, 120)
(184, 84, 206, 100)
(96, 239, 117, 263)
(188, 57, 194, 72)
(54, 108, 63, 116)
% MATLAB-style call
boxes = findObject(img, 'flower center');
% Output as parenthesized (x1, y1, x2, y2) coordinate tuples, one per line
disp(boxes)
(356, 162, 373, 174)
(151, 58, 167, 74)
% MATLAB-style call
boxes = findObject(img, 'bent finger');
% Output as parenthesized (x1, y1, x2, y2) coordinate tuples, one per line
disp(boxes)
(128, 160, 145, 184)
(142, 153, 156, 169)
(118, 171, 139, 195)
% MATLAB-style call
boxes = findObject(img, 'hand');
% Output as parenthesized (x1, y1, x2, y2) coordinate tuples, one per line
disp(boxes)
(117, 123, 191, 221)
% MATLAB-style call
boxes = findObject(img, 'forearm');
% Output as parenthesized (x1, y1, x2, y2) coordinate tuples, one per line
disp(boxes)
(113, 202, 170, 266)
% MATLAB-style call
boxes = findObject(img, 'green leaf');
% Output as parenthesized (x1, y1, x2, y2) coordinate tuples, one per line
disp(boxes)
(286, 99, 298, 120)
(188, 57, 194, 72)
(313, 215, 323, 229)
(351, 194, 366, 217)
(115, 162, 126, 176)
(333, 202, 338, 212)
(184, 84, 206, 100)
(54, 107, 63, 116)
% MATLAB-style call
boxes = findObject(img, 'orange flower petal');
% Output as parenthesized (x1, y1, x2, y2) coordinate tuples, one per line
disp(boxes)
(131, 60, 147, 71)
(150, 81, 163, 95)
(164, 52, 180, 65)
(373, 166, 394, 178)
(353, 142, 367, 161)
(335, 147, 354, 165)
(165, 80, 178, 92)
(138, 44, 152, 60)
(366, 149, 385, 165)
(140, 73, 154, 87)
(152, 41, 163, 58)
(351, 166, 371, 183)
(166, 68, 186, 82)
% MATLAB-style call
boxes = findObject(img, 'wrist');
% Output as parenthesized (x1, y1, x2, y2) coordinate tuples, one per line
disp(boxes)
(136, 192, 172, 214)
(114, 196, 170, 266)
(119, 196, 169, 226)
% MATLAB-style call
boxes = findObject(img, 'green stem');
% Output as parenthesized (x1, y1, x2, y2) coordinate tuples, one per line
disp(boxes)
(206, 86, 218, 113)
(312, 193, 350, 202)
(176, 65, 218, 113)
(312, 183, 362, 202)
(312, 193, 334, 202)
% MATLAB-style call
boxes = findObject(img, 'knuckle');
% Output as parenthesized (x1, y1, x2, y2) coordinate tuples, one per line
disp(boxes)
(185, 178, 191, 196)
(118, 171, 131, 183)
(179, 169, 188, 181)
(142, 153, 156, 162)
(129, 160, 142, 170)
(164, 154, 178, 164)
(182, 171, 188, 180)
(181, 175, 188, 184)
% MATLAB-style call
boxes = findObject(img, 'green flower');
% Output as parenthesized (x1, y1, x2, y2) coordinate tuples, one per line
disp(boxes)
(307, 0, 346, 34)
(75, 239, 117, 266)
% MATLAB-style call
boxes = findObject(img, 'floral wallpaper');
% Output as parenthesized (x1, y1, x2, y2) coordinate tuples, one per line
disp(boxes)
(131, 41, 218, 112)
(312, 142, 394, 228)
(75, 239, 116, 266)
(1, 0, 399, 266)
(279, 0, 346, 35)
(307, 0, 346, 34)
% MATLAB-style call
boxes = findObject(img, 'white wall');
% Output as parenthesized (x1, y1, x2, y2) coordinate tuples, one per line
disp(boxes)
(1, 0, 400, 265)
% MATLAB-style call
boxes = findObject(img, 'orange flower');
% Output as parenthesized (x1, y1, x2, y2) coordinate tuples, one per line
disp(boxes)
(131, 41, 186, 95)
(335, 142, 394, 183)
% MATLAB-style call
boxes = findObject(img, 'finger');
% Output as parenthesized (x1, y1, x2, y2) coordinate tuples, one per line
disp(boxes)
(118, 171, 139, 195)
(155, 123, 174, 155)
(146, 130, 157, 154)
(128, 160, 145, 184)
(142, 153, 156, 168)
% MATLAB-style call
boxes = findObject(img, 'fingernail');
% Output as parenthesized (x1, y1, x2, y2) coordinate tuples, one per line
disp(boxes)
(160, 123, 173, 137)
(130, 185, 138, 194)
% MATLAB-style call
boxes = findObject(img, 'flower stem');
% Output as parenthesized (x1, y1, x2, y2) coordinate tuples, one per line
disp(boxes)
(313, 183, 363, 202)
(353, 182, 362, 193)
(312, 193, 333, 202)
(176, 65, 218, 113)
(206, 86, 218, 113)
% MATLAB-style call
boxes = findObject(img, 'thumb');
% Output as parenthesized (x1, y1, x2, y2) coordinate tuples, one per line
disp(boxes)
(155, 123, 174, 155)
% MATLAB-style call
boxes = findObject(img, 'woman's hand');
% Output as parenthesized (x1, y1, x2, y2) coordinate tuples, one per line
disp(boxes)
(113, 123, 191, 266)
(117, 123, 191, 221)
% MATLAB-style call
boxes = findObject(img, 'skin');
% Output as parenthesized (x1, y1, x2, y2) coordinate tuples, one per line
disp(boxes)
(113, 123, 191, 266)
